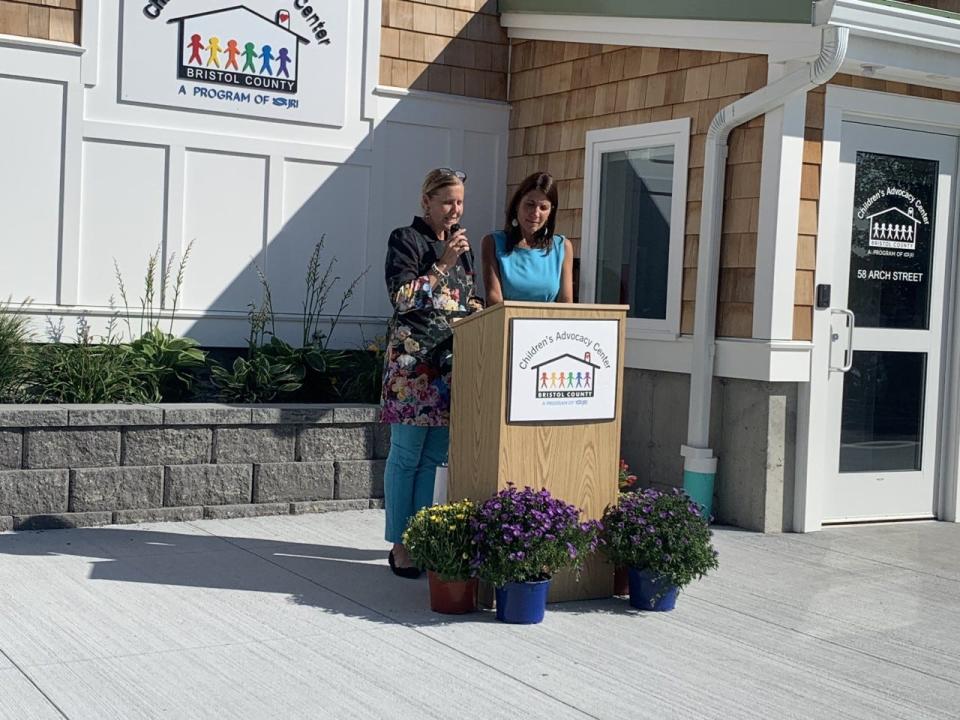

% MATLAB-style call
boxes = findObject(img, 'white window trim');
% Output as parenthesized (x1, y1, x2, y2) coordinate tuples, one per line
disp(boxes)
(581, 117, 690, 338)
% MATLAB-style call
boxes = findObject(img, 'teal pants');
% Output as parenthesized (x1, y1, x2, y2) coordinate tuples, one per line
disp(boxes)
(384, 424, 450, 544)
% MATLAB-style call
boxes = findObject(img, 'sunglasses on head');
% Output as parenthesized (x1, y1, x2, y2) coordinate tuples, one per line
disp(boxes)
(436, 167, 467, 182)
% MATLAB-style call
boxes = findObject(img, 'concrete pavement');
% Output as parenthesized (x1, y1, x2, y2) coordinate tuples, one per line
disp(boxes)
(0, 511, 958, 719)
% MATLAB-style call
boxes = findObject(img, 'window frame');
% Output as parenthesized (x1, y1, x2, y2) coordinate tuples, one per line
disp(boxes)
(581, 118, 690, 337)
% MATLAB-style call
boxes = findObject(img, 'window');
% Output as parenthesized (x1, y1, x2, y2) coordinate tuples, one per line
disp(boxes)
(581, 119, 689, 335)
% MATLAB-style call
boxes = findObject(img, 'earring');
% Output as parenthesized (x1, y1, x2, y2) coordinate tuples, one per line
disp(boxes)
(424, 208, 432, 221)
(511, 218, 518, 227)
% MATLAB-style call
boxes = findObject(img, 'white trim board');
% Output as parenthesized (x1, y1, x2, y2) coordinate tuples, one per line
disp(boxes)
(797, 85, 960, 532)
(753, 62, 808, 341)
(80, 0, 100, 87)
(0, 33, 84, 56)
(830, 0, 960, 54)
(624, 336, 812, 382)
(499, 13, 822, 58)
(15, 301, 388, 340)
(503, 3, 960, 67)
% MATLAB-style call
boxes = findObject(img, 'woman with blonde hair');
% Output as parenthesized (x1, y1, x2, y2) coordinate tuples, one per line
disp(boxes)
(380, 168, 481, 578)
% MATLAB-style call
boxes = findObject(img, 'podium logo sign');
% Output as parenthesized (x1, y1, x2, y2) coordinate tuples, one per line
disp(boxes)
(508, 318, 619, 422)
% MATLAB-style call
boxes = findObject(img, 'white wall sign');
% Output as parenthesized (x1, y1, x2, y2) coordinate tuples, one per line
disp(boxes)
(507, 318, 619, 423)
(121, 0, 348, 125)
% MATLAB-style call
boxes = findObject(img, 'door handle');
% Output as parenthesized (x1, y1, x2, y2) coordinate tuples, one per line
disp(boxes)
(829, 308, 855, 373)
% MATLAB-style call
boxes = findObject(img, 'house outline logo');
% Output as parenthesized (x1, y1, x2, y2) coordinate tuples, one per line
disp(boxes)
(867, 205, 920, 250)
(167, 6, 311, 94)
(531, 352, 601, 399)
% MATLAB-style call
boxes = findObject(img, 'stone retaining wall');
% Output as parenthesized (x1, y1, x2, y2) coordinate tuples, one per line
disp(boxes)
(0, 404, 389, 532)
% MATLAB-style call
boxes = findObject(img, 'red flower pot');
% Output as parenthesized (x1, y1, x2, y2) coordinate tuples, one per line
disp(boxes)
(613, 566, 629, 596)
(427, 571, 479, 614)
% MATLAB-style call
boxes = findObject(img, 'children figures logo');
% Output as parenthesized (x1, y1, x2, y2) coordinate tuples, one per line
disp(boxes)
(532, 353, 600, 400)
(168, 7, 312, 94)
(866, 206, 921, 251)
(857, 186, 930, 252)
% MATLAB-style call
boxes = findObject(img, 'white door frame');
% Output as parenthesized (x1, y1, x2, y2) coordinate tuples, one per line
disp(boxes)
(795, 85, 960, 532)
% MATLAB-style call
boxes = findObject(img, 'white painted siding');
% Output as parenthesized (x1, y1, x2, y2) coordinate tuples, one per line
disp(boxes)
(277, 161, 372, 319)
(0, 76, 64, 305)
(182, 151, 268, 313)
(78, 141, 168, 308)
(1, 1, 509, 346)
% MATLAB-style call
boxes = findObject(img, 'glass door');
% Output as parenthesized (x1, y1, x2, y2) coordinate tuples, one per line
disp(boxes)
(824, 122, 957, 522)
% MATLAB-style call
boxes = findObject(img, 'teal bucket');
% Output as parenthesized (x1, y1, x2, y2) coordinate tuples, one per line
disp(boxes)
(683, 469, 715, 522)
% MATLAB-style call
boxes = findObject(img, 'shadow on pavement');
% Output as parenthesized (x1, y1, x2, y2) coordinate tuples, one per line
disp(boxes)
(0, 525, 513, 627)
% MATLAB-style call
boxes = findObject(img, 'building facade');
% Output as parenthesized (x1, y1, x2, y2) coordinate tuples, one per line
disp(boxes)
(3, 0, 960, 532)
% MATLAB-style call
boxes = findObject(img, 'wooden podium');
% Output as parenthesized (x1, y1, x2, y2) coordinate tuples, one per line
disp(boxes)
(449, 301, 628, 602)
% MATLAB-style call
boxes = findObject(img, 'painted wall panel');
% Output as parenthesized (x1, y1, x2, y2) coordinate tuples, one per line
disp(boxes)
(381, 122, 454, 233)
(462, 130, 502, 297)
(78, 141, 168, 309)
(3, 4, 509, 345)
(275, 161, 371, 325)
(182, 151, 267, 314)
(0, 76, 64, 304)
(363, 122, 453, 316)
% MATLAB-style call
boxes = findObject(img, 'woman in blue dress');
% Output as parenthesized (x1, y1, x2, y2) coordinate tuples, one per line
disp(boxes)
(481, 171, 574, 304)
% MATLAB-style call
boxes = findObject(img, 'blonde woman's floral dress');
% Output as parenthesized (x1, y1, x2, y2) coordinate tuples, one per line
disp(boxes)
(381, 217, 481, 426)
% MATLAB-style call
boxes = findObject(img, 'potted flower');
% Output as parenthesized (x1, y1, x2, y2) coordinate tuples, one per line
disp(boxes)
(470, 485, 601, 624)
(403, 499, 479, 614)
(618, 458, 638, 492)
(613, 458, 640, 595)
(601, 488, 718, 611)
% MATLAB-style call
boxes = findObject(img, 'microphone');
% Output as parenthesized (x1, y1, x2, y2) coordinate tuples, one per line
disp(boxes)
(449, 223, 473, 275)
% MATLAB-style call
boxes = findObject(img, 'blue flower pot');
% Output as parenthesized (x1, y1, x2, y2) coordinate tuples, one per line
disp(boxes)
(627, 568, 678, 611)
(495, 579, 551, 624)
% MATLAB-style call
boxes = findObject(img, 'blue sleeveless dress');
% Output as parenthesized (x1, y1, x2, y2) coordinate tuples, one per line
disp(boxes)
(493, 231, 565, 302)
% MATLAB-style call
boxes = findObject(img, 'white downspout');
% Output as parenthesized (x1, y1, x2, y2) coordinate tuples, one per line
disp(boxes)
(680, 25, 850, 517)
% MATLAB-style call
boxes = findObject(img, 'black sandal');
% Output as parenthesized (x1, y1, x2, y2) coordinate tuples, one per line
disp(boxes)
(388, 550, 422, 579)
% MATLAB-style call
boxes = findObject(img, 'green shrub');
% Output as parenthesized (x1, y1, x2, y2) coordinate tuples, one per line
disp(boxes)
(0, 298, 32, 401)
(211, 239, 370, 403)
(327, 340, 385, 403)
(25, 318, 154, 404)
(116, 241, 208, 401)
(130, 328, 206, 401)
(209, 340, 305, 403)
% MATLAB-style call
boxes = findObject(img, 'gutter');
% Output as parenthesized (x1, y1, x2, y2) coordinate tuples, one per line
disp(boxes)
(680, 24, 850, 518)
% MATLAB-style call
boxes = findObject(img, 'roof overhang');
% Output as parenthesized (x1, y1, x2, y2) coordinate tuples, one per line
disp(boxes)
(498, 0, 824, 24)
(500, 0, 960, 91)
(498, 13, 824, 60)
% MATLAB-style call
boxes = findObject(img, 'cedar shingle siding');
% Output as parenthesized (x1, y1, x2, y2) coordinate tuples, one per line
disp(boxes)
(380, 0, 509, 101)
(0, 0, 80, 43)
(507, 41, 768, 337)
